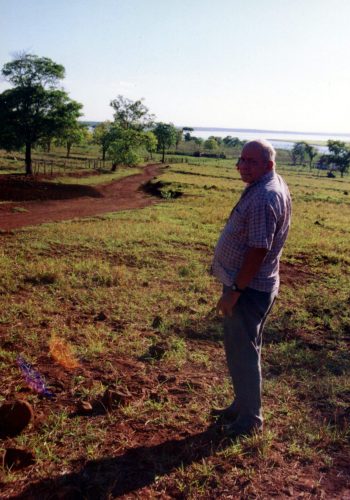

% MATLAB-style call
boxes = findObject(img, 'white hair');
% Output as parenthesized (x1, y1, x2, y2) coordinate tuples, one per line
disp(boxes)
(245, 139, 276, 165)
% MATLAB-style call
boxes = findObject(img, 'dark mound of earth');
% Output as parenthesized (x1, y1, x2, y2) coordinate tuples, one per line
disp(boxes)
(0, 400, 34, 438)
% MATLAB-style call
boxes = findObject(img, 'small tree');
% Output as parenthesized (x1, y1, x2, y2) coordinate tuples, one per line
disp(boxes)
(92, 121, 113, 161)
(182, 126, 193, 142)
(55, 123, 88, 158)
(153, 123, 177, 163)
(291, 142, 307, 166)
(108, 128, 155, 170)
(304, 143, 318, 170)
(209, 135, 223, 145)
(327, 140, 350, 178)
(0, 54, 82, 174)
(108, 95, 156, 169)
(143, 131, 157, 159)
(204, 138, 219, 151)
(175, 129, 183, 150)
(223, 136, 243, 148)
(110, 95, 154, 130)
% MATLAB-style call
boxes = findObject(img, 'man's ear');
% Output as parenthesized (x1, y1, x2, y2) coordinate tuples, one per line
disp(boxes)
(267, 160, 274, 171)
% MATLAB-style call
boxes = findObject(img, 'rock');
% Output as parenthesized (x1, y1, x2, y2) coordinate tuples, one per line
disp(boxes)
(157, 374, 177, 384)
(152, 315, 163, 329)
(94, 311, 107, 321)
(77, 401, 93, 415)
(101, 388, 129, 412)
(3, 447, 35, 470)
(0, 400, 34, 438)
(147, 341, 169, 360)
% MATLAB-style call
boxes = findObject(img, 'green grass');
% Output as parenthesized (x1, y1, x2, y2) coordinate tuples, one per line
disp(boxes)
(49, 166, 141, 185)
(0, 155, 349, 498)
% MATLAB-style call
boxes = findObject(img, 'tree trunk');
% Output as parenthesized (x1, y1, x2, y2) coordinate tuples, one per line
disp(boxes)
(102, 147, 106, 161)
(162, 146, 165, 163)
(25, 142, 33, 175)
(111, 162, 117, 172)
(67, 143, 71, 158)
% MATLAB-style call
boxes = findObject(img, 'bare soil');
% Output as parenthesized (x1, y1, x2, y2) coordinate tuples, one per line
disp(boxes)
(0, 167, 349, 498)
(0, 164, 162, 231)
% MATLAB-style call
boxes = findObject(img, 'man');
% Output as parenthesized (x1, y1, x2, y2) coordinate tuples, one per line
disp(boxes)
(211, 139, 291, 437)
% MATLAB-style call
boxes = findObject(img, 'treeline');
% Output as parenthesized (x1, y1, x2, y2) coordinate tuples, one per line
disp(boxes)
(0, 53, 240, 175)
(290, 141, 350, 177)
(0, 53, 349, 176)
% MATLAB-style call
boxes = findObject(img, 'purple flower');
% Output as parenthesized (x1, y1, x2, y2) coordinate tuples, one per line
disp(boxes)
(17, 356, 54, 398)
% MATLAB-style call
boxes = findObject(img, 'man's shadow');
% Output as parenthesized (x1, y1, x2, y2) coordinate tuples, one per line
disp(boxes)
(16, 424, 230, 499)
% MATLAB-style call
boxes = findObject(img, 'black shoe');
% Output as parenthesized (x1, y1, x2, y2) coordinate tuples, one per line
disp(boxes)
(210, 405, 239, 422)
(221, 420, 263, 438)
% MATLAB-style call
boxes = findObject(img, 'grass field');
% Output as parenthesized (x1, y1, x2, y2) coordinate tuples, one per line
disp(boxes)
(0, 154, 349, 498)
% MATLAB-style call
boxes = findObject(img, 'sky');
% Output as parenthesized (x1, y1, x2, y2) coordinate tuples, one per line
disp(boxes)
(1, 0, 350, 133)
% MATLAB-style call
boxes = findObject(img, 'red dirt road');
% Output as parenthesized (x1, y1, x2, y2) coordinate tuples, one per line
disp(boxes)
(0, 164, 162, 231)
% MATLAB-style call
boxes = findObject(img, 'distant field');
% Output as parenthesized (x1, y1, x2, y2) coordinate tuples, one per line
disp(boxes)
(0, 156, 349, 498)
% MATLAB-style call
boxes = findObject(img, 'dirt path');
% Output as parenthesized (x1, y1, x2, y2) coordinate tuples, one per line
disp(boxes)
(0, 164, 162, 231)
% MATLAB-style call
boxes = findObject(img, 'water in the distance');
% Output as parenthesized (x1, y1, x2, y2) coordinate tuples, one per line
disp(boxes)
(188, 127, 350, 151)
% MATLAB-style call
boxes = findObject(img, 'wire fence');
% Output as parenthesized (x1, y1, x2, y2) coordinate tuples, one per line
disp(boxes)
(32, 158, 114, 175)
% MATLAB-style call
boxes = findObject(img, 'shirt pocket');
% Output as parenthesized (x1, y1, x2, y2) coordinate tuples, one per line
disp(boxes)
(229, 208, 247, 237)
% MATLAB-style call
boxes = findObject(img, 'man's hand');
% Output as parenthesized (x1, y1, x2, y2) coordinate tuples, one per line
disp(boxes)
(216, 290, 241, 317)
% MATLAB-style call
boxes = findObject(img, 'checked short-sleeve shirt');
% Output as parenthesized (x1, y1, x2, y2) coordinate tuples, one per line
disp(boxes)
(212, 170, 291, 292)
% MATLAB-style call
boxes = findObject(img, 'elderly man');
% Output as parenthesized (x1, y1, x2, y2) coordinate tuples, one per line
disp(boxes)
(211, 139, 291, 437)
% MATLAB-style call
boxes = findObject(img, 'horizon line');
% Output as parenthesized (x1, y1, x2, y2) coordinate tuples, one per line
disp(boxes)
(178, 126, 350, 136)
(80, 120, 350, 137)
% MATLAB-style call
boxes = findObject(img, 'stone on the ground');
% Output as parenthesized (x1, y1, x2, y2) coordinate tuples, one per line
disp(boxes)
(0, 400, 34, 438)
(3, 447, 35, 470)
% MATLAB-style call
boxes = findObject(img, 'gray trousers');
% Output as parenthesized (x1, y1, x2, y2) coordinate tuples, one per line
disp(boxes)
(223, 285, 277, 427)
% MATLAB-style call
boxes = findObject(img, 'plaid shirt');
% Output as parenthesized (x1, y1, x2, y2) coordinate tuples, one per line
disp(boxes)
(212, 170, 291, 292)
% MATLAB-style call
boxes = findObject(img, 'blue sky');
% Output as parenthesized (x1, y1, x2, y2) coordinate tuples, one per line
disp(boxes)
(1, 0, 350, 132)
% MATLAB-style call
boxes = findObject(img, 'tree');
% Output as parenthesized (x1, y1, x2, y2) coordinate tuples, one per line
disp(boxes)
(291, 141, 307, 166)
(92, 121, 113, 161)
(110, 95, 154, 130)
(153, 123, 177, 163)
(108, 128, 155, 169)
(223, 136, 243, 148)
(107, 95, 156, 169)
(175, 128, 183, 150)
(304, 143, 318, 170)
(55, 123, 88, 158)
(143, 131, 157, 159)
(204, 138, 219, 151)
(183, 126, 193, 142)
(0, 54, 82, 174)
(209, 135, 223, 145)
(327, 140, 350, 178)
(193, 137, 204, 146)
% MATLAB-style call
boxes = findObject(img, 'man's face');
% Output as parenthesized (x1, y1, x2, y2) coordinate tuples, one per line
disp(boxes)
(236, 143, 273, 184)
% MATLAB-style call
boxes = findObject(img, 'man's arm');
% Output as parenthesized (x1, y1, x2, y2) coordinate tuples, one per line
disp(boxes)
(216, 247, 268, 317)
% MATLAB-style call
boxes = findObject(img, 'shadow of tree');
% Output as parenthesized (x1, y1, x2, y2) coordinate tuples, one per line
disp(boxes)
(0, 178, 103, 202)
(15, 425, 229, 499)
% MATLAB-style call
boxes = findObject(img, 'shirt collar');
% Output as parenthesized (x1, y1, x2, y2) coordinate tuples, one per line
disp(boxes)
(246, 169, 275, 189)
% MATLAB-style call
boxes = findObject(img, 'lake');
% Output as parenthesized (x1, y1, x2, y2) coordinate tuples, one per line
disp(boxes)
(188, 127, 350, 152)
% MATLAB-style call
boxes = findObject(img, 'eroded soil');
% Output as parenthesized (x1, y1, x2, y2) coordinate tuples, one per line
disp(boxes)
(0, 164, 162, 231)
